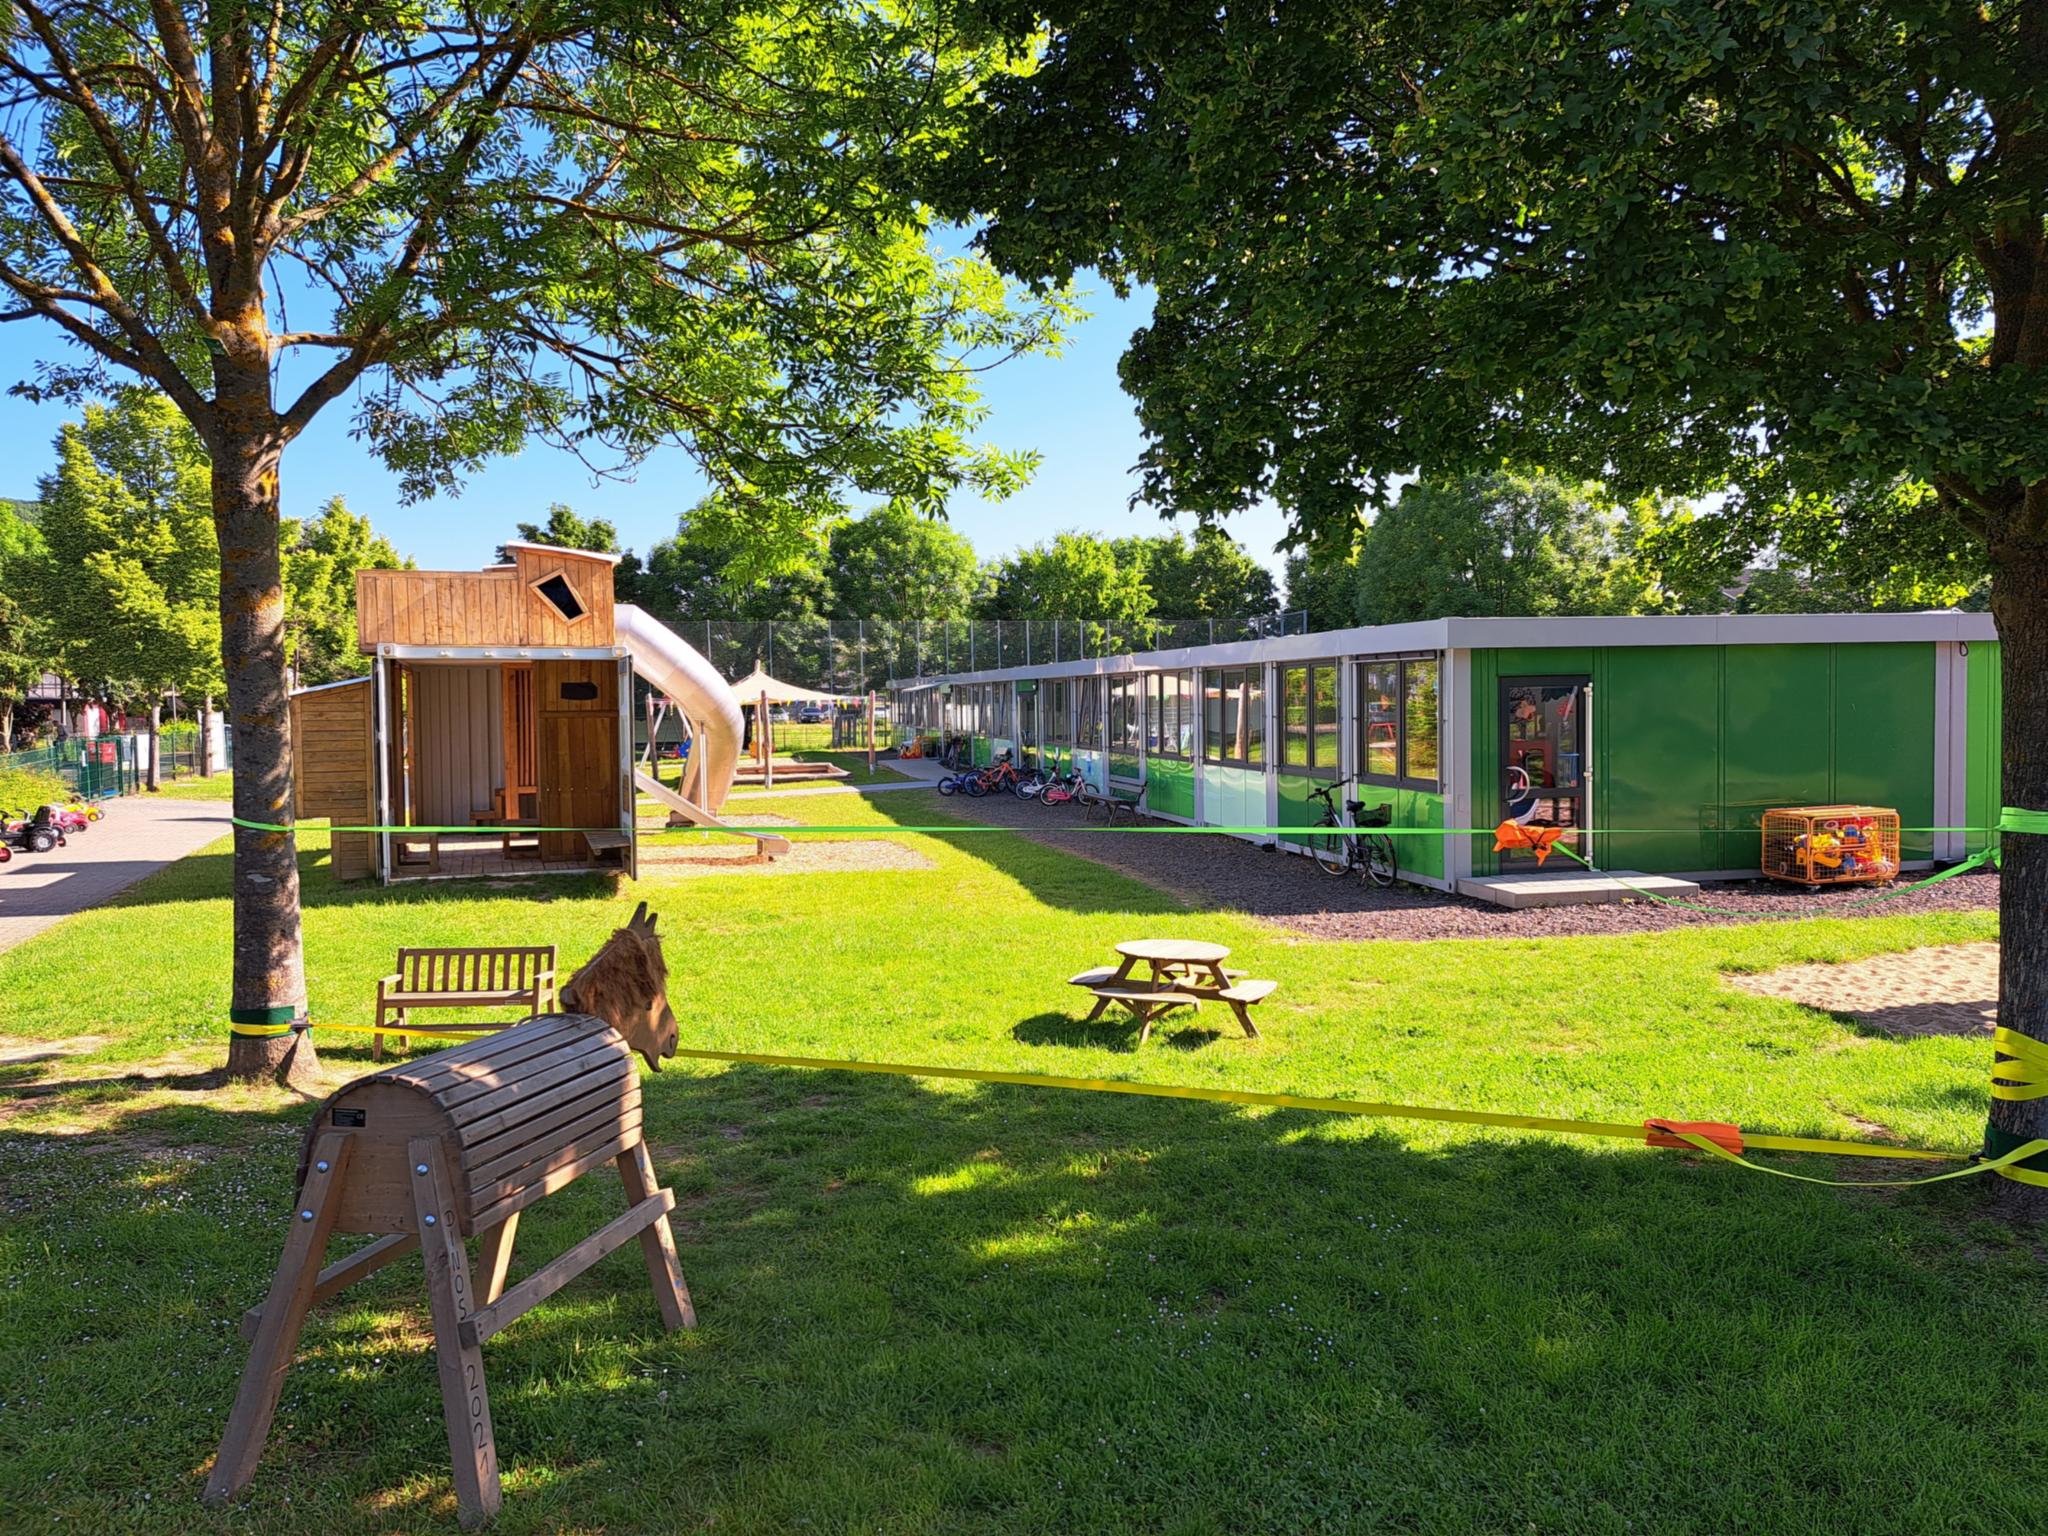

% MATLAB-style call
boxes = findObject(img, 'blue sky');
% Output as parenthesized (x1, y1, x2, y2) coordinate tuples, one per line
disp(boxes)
(0, 270, 1295, 592)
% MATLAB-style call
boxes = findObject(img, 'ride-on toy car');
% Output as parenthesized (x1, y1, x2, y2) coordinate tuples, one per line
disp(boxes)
(1, 805, 68, 855)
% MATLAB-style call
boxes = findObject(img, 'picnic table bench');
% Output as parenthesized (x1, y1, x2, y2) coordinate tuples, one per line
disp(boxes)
(374, 944, 558, 1061)
(1067, 939, 1276, 1041)
(1085, 777, 1149, 824)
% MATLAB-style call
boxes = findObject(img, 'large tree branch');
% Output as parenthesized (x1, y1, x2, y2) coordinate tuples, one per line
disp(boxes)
(280, 32, 540, 438)
(14, 1, 211, 328)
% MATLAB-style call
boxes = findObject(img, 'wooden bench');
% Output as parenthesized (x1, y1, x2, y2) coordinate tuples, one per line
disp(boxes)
(1215, 979, 1278, 1038)
(394, 832, 441, 873)
(581, 828, 631, 867)
(374, 945, 558, 1061)
(1087, 778, 1149, 824)
(1080, 979, 1206, 1044)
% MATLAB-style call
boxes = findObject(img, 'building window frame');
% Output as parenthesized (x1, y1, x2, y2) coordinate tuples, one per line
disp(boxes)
(1146, 669, 1193, 760)
(1200, 666, 1263, 768)
(1356, 653, 1440, 791)
(1278, 661, 1341, 779)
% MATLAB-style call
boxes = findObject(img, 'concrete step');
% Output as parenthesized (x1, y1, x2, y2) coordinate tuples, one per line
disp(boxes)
(1457, 870, 1703, 909)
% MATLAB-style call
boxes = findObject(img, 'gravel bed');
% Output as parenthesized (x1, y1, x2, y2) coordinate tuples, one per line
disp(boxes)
(890, 785, 2001, 941)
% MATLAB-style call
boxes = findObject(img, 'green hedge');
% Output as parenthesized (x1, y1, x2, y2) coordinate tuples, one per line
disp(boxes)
(0, 763, 67, 811)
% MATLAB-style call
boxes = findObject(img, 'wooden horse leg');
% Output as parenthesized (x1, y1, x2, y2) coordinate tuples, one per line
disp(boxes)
(204, 1133, 354, 1507)
(476, 1213, 520, 1306)
(410, 1138, 501, 1529)
(618, 1139, 695, 1330)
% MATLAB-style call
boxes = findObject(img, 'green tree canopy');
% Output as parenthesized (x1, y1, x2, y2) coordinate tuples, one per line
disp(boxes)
(0, 1, 1068, 1078)
(977, 532, 1154, 621)
(283, 498, 410, 686)
(0, 500, 53, 747)
(33, 394, 220, 705)
(1284, 547, 1360, 633)
(498, 503, 642, 603)
(1354, 471, 1690, 624)
(937, 0, 2048, 1205)
(1113, 527, 1278, 619)
(827, 507, 983, 620)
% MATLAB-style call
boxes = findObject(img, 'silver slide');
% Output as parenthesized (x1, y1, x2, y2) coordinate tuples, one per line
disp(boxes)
(615, 603, 790, 857)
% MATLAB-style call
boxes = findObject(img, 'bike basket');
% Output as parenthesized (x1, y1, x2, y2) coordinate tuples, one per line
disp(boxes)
(1348, 801, 1394, 828)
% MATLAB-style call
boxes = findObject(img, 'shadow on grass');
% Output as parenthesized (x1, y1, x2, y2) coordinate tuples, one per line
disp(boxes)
(3, 1060, 2041, 1534)
(84, 843, 620, 916)
(1011, 1010, 1229, 1054)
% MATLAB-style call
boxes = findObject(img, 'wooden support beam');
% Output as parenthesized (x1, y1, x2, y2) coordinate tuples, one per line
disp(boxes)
(238, 1231, 419, 1341)
(460, 1187, 675, 1343)
(204, 1134, 354, 1506)
(461, 1187, 675, 1347)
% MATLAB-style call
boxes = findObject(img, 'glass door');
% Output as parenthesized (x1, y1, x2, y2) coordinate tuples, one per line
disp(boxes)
(1499, 677, 1588, 857)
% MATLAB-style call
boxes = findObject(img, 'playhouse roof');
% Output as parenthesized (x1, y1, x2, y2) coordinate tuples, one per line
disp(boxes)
(727, 665, 853, 705)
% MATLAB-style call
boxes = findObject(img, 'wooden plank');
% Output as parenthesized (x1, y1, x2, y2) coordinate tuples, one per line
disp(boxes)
(457, 1072, 633, 1170)
(203, 1134, 354, 1506)
(237, 1231, 419, 1341)
(465, 1131, 640, 1236)
(464, 1099, 643, 1197)
(619, 1140, 695, 1331)
(410, 1138, 501, 1527)
(477, 1213, 520, 1307)
(460, 1188, 676, 1347)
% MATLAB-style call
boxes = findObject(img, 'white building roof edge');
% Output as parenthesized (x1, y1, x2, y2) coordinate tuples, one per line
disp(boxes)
(887, 610, 1998, 689)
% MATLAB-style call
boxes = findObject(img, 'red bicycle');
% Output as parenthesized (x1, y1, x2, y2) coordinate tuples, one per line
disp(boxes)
(967, 752, 1022, 797)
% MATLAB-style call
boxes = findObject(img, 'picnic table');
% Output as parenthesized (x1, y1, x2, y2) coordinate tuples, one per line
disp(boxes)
(1067, 939, 1276, 1043)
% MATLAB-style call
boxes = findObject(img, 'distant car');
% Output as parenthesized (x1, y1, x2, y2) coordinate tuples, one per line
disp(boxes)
(795, 703, 832, 724)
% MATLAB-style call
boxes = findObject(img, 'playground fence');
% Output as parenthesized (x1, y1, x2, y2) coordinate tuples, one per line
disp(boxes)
(683, 613, 1308, 696)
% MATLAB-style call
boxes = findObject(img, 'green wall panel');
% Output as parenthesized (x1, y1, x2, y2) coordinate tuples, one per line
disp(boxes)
(1718, 645, 1835, 867)
(1831, 645, 1934, 860)
(1595, 646, 1723, 872)
(1149, 756, 1196, 820)
(1395, 789, 1447, 880)
(1967, 641, 2003, 854)
(1275, 773, 1324, 828)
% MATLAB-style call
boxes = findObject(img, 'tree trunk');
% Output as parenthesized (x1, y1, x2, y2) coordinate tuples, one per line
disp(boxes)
(1988, 540, 2048, 1218)
(199, 693, 214, 778)
(147, 700, 163, 792)
(214, 427, 320, 1087)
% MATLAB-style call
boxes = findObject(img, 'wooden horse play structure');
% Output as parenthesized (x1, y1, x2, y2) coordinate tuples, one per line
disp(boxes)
(204, 905, 691, 1528)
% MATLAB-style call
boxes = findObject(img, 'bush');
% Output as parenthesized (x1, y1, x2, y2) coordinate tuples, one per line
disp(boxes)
(0, 764, 68, 811)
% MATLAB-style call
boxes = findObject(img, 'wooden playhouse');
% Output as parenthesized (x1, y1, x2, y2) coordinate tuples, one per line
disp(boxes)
(291, 544, 782, 884)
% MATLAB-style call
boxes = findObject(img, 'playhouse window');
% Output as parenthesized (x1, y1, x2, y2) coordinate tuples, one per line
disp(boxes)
(531, 571, 588, 624)
(1044, 679, 1073, 746)
(1403, 659, 1439, 785)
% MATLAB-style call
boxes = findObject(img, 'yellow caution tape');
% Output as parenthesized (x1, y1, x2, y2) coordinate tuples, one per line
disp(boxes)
(1990, 1026, 2048, 1102)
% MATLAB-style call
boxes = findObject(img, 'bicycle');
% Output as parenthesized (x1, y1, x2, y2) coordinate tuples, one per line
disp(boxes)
(968, 752, 1022, 797)
(1306, 779, 1397, 887)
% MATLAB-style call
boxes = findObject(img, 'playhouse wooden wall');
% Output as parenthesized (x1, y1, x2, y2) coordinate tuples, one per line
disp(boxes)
(356, 546, 617, 652)
(290, 679, 373, 881)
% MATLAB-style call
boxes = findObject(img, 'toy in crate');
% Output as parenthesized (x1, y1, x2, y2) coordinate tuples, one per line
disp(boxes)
(1761, 806, 1900, 888)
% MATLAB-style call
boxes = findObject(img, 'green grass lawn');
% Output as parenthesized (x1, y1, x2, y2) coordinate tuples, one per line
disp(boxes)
(160, 772, 237, 801)
(0, 793, 2035, 1534)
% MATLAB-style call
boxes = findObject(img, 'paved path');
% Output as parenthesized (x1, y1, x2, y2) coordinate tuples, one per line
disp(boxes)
(0, 795, 231, 954)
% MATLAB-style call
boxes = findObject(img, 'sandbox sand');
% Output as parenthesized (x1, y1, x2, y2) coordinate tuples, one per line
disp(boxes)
(1727, 942, 1999, 1037)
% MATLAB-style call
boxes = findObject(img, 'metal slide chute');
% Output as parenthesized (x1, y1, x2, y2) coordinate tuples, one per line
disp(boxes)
(615, 604, 791, 859)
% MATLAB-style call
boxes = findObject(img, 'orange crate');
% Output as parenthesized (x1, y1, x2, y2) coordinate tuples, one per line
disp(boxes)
(1760, 806, 1900, 888)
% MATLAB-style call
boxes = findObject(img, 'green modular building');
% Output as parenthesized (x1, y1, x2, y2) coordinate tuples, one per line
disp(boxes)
(890, 612, 2004, 896)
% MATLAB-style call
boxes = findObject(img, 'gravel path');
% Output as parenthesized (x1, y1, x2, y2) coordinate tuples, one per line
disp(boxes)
(876, 784, 2001, 941)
